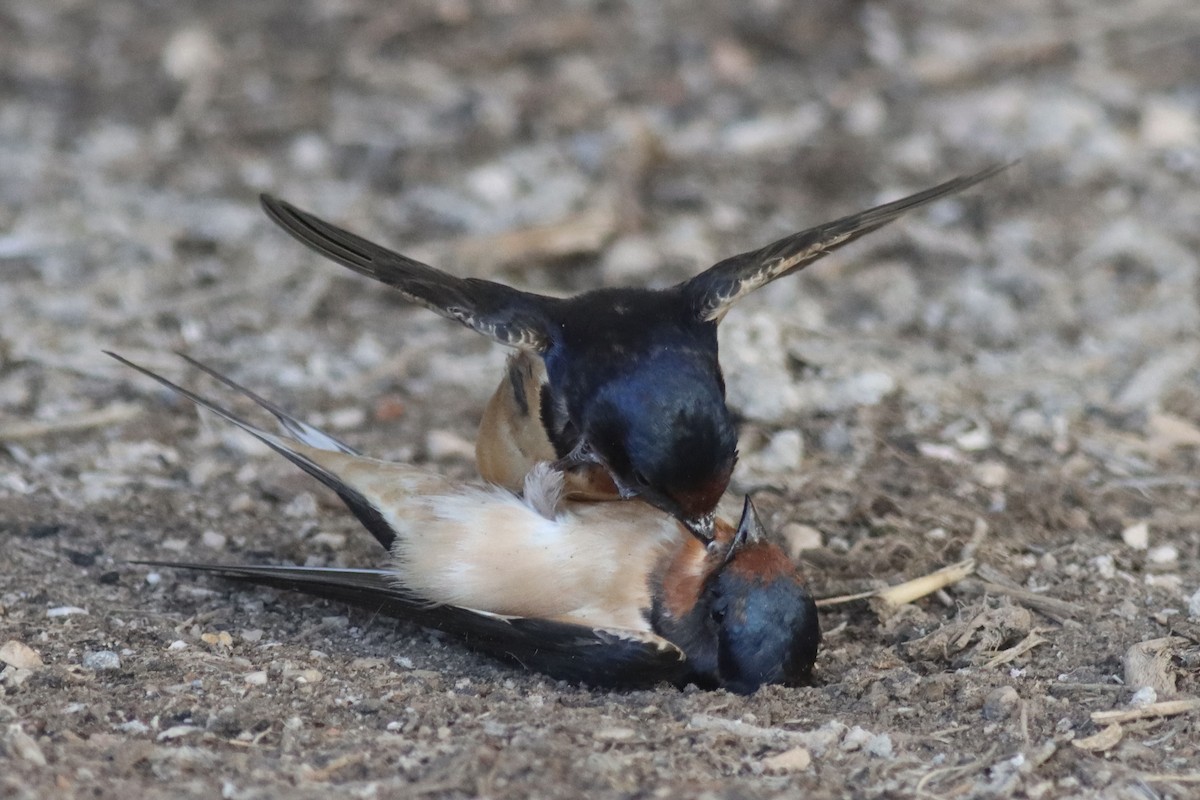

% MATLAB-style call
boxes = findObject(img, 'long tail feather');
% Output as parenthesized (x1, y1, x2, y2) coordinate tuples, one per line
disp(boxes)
(108, 352, 398, 550)
(142, 560, 688, 689)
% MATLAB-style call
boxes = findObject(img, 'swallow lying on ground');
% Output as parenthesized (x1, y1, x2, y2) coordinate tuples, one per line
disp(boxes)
(109, 352, 819, 693)
(260, 165, 1007, 543)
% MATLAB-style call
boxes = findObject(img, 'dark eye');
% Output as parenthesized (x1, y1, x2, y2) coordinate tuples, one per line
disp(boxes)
(709, 605, 726, 625)
(632, 469, 649, 486)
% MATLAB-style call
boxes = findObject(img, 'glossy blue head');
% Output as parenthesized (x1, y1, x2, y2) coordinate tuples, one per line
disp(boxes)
(653, 497, 820, 693)
(582, 348, 738, 540)
(537, 287, 739, 542)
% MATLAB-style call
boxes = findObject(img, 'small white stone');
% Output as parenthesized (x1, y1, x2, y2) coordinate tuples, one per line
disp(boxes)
(243, 671, 268, 686)
(756, 429, 804, 473)
(761, 745, 812, 773)
(157, 725, 201, 741)
(161, 26, 221, 83)
(328, 406, 366, 430)
(1130, 686, 1157, 707)
(288, 133, 330, 173)
(5, 725, 46, 766)
(1122, 522, 1150, 551)
(308, 530, 346, 550)
(1140, 97, 1200, 148)
(841, 725, 873, 751)
(594, 727, 636, 741)
(1187, 588, 1200, 619)
(955, 427, 992, 451)
(201, 530, 227, 550)
(1148, 545, 1178, 564)
(780, 523, 822, 557)
(973, 461, 1009, 488)
(167, 640, 188, 651)
(0, 641, 43, 670)
(865, 733, 895, 759)
(229, 493, 255, 513)
(283, 492, 318, 519)
(47, 606, 88, 618)
(601, 235, 661, 283)
(1091, 555, 1116, 580)
(82, 651, 121, 671)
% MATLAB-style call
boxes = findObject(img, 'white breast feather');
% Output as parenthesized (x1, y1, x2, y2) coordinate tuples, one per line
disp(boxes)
(385, 485, 681, 630)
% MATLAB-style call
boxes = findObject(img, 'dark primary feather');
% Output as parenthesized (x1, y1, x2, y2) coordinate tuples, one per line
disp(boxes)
(682, 163, 1012, 321)
(139, 561, 689, 689)
(260, 194, 555, 350)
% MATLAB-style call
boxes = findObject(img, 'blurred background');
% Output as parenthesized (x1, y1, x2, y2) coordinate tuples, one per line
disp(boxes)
(3, 1, 1200, 796)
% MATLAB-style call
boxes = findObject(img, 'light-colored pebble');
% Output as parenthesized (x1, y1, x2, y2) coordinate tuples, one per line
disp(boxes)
(973, 461, 1009, 488)
(1130, 686, 1157, 707)
(329, 406, 366, 430)
(47, 606, 88, 618)
(755, 429, 804, 473)
(82, 650, 121, 671)
(1121, 522, 1149, 550)
(283, 492, 318, 519)
(244, 670, 268, 686)
(780, 523, 823, 557)
(0, 641, 43, 670)
(594, 727, 636, 741)
(201, 530, 227, 549)
(982, 686, 1020, 720)
(6, 724, 46, 766)
(1148, 545, 1178, 564)
(865, 733, 895, 759)
(310, 532, 347, 549)
(761, 745, 812, 773)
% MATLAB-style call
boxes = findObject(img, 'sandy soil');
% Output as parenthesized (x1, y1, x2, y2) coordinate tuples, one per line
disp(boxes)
(3, 1, 1200, 797)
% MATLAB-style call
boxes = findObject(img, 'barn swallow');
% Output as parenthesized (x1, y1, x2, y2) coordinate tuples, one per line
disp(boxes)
(260, 164, 1007, 543)
(109, 352, 819, 692)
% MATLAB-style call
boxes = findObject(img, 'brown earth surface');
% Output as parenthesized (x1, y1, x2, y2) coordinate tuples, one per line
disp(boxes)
(3, 1, 1200, 798)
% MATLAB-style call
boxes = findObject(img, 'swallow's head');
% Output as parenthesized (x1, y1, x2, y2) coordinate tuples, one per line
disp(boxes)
(654, 497, 820, 694)
(585, 356, 738, 543)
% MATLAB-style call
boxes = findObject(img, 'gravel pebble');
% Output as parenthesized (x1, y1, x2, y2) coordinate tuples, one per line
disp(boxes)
(82, 651, 122, 671)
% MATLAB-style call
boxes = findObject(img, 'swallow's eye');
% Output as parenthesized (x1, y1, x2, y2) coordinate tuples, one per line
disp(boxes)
(709, 604, 726, 625)
(632, 469, 649, 486)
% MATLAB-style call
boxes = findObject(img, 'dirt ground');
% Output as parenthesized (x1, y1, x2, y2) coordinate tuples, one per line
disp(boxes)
(3, 1, 1200, 797)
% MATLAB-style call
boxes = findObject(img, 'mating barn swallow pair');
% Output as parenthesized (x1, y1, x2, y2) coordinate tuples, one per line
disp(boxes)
(113, 353, 819, 692)
(260, 165, 1005, 543)
(120, 165, 1003, 690)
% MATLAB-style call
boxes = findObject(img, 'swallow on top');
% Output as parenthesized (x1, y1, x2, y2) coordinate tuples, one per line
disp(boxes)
(260, 164, 1007, 542)
(110, 352, 819, 692)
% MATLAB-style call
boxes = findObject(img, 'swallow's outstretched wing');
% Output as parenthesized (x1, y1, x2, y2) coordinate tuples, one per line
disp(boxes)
(141, 561, 689, 689)
(260, 195, 555, 351)
(682, 163, 1011, 322)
